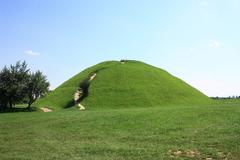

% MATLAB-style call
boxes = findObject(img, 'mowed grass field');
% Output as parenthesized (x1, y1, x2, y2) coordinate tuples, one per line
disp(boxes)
(0, 102, 239, 159)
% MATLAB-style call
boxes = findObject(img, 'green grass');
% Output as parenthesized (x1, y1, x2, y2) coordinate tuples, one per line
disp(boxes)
(1, 60, 238, 159)
(34, 60, 211, 110)
(0, 102, 240, 159)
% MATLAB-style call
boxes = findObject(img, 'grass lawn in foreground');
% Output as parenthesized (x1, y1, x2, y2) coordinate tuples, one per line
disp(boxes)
(0, 102, 239, 159)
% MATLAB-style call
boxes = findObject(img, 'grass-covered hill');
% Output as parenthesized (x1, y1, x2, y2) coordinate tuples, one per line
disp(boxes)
(1, 61, 239, 160)
(35, 60, 211, 110)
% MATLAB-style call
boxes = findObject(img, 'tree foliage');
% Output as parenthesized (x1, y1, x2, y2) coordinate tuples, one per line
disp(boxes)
(0, 61, 49, 110)
(26, 71, 50, 109)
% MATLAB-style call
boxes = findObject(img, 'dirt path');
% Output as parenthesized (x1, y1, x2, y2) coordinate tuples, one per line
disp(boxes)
(78, 103, 85, 110)
(74, 90, 82, 102)
(89, 73, 97, 81)
(73, 73, 97, 111)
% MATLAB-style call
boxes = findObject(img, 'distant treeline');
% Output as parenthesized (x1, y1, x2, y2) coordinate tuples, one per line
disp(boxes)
(211, 96, 240, 100)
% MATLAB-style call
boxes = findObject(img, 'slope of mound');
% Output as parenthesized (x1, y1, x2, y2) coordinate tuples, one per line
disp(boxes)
(35, 60, 211, 110)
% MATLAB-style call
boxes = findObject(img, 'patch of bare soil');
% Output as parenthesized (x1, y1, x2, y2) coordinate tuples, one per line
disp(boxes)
(40, 107, 52, 112)
(89, 73, 97, 81)
(217, 152, 228, 159)
(78, 103, 85, 110)
(74, 90, 82, 102)
(169, 149, 200, 158)
(168, 149, 229, 159)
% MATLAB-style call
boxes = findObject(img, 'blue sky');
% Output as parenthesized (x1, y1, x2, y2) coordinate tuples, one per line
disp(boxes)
(0, 0, 240, 97)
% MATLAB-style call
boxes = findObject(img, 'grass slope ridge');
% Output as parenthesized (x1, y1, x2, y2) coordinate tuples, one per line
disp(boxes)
(35, 60, 211, 110)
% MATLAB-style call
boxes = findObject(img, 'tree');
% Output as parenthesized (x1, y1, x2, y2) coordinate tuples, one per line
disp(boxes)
(0, 61, 29, 109)
(0, 61, 50, 111)
(26, 71, 49, 109)
(0, 67, 9, 109)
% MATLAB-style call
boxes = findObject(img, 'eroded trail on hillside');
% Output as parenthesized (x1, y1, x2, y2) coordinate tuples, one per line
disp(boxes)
(74, 73, 97, 110)
(74, 61, 125, 110)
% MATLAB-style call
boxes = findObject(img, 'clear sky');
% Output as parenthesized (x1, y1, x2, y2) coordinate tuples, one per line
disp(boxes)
(0, 0, 240, 97)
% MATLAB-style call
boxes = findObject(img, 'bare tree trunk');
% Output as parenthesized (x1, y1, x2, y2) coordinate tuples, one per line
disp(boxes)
(27, 97, 35, 111)
(9, 102, 13, 109)
(27, 100, 32, 110)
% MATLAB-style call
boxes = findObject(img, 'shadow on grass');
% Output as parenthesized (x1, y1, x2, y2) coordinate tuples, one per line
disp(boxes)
(0, 107, 37, 113)
(64, 100, 75, 109)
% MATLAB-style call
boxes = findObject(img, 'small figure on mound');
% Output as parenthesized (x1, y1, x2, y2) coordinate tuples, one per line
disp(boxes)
(120, 59, 127, 64)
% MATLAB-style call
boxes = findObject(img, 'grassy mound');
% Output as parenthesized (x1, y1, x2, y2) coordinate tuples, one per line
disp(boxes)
(35, 60, 211, 110)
